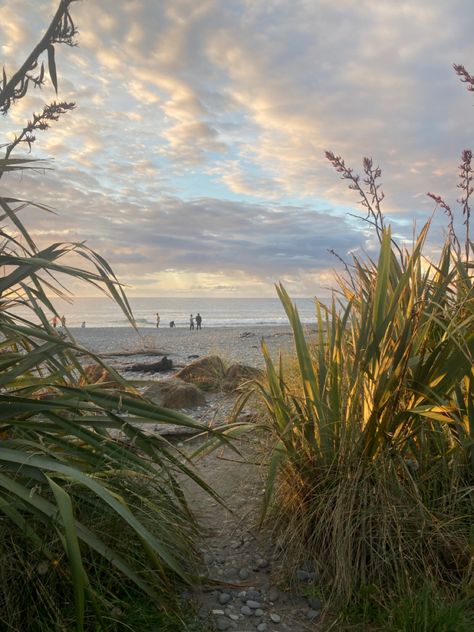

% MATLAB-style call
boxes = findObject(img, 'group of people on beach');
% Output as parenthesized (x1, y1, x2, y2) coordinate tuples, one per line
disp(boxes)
(189, 313, 202, 330)
(155, 312, 203, 330)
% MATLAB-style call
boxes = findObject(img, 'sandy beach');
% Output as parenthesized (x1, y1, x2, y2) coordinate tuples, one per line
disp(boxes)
(70, 324, 299, 375)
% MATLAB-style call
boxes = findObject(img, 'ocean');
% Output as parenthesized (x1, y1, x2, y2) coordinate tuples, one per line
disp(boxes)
(46, 296, 318, 328)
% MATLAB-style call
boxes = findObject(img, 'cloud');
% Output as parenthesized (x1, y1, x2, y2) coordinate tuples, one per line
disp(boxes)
(1, 0, 473, 296)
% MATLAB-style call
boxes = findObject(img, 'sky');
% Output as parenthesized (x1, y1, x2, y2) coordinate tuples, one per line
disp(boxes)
(1, 0, 474, 298)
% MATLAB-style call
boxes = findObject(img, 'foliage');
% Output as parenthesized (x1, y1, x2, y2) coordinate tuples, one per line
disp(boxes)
(0, 3, 212, 630)
(238, 153, 474, 609)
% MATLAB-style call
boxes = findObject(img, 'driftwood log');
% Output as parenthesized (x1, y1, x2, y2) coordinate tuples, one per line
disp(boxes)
(128, 356, 173, 373)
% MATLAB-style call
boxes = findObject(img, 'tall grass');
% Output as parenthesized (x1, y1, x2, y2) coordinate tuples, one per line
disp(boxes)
(245, 160, 473, 606)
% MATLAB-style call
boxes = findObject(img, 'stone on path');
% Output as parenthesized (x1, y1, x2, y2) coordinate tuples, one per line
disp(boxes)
(270, 613, 281, 623)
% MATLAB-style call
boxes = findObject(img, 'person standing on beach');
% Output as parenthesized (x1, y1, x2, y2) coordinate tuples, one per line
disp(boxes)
(196, 313, 202, 330)
(189, 314, 194, 330)
(156, 312, 160, 328)
(52, 316, 58, 328)
(61, 316, 66, 328)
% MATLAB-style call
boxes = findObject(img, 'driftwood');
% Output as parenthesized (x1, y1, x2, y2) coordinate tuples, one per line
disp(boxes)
(128, 356, 173, 373)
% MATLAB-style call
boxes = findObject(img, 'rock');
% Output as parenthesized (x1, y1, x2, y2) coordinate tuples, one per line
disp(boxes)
(238, 590, 247, 600)
(240, 605, 252, 616)
(216, 616, 230, 631)
(228, 614, 239, 621)
(257, 624, 267, 632)
(255, 608, 264, 617)
(267, 587, 279, 602)
(212, 609, 225, 615)
(270, 613, 281, 623)
(295, 569, 315, 582)
(144, 379, 206, 409)
(246, 600, 261, 609)
(129, 356, 173, 373)
(188, 354, 200, 359)
(219, 592, 232, 605)
(306, 609, 321, 620)
(175, 355, 226, 391)
(246, 588, 260, 600)
(256, 558, 269, 569)
(307, 597, 322, 610)
(238, 567, 250, 580)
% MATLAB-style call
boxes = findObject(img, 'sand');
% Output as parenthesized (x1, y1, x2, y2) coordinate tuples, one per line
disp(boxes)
(70, 324, 299, 373)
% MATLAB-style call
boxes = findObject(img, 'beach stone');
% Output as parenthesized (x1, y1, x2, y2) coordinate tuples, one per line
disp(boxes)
(307, 597, 322, 610)
(270, 613, 281, 623)
(238, 567, 250, 580)
(306, 609, 321, 621)
(246, 600, 261, 609)
(216, 616, 230, 631)
(295, 569, 314, 582)
(257, 624, 267, 632)
(175, 355, 226, 391)
(219, 592, 232, 605)
(228, 614, 239, 621)
(246, 588, 260, 600)
(255, 608, 264, 616)
(240, 605, 252, 616)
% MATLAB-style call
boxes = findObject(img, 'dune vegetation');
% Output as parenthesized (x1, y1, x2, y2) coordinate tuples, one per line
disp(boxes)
(244, 150, 474, 628)
(0, 2, 211, 630)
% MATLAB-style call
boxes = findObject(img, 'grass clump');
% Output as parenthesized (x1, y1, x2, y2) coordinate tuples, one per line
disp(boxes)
(246, 155, 474, 620)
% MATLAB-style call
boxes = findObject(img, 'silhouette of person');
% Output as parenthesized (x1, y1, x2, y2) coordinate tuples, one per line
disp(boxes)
(81, 321, 86, 328)
(196, 313, 202, 330)
(61, 316, 66, 328)
(169, 320, 175, 328)
(52, 316, 58, 328)
(156, 312, 160, 328)
(189, 314, 194, 330)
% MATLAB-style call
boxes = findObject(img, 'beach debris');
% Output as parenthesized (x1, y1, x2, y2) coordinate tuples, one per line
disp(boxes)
(222, 363, 263, 391)
(79, 364, 122, 388)
(176, 355, 226, 391)
(176, 356, 263, 393)
(240, 331, 255, 338)
(128, 356, 173, 373)
(188, 354, 200, 359)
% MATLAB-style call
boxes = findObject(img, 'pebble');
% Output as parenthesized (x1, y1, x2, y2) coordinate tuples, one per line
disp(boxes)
(228, 614, 239, 621)
(246, 588, 260, 600)
(238, 591, 247, 600)
(270, 613, 281, 623)
(257, 558, 269, 569)
(307, 597, 322, 610)
(216, 616, 230, 631)
(246, 600, 261, 609)
(218, 592, 232, 605)
(212, 609, 225, 615)
(240, 605, 252, 616)
(296, 569, 313, 582)
(238, 567, 250, 580)
(255, 608, 264, 617)
(257, 624, 267, 632)
(307, 609, 321, 620)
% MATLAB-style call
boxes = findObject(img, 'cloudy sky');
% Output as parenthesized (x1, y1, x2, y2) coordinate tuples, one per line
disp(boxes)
(1, 0, 474, 297)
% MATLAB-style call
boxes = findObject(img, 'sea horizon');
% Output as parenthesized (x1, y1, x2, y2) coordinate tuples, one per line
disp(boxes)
(41, 295, 320, 328)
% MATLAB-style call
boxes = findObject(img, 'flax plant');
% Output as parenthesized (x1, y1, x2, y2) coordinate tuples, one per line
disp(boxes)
(0, 4, 213, 630)
(244, 157, 473, 603)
